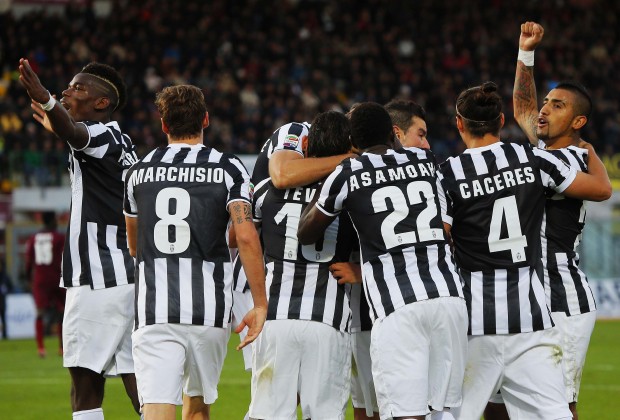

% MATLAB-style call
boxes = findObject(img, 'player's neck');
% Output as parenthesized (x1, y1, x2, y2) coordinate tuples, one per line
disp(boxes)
(462, 133, 499, 149)
(362, 144, 392, 155)
(168, 135, 203, 146)
(542, 133, 579, 150)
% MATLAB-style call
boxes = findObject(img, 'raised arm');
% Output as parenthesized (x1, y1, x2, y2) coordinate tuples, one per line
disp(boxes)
(229, 200, 267, 349)
(269, 150, 355, 189)
(562, 142, 612, 202)
(18, 58, 89, 149)
(513, 22, 544, 145)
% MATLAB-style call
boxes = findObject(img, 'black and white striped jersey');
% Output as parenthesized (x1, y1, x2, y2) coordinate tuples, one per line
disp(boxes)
(349, 283, 373, 333)
(540, 144, 596, 316)
(438, 140, 578, 335)
(232, 122, 310, 292)
(253, 178, 353, 332)
(61, 121, 138, 290)
(315, 148, 463, 322)
(124, 143, 252, 329)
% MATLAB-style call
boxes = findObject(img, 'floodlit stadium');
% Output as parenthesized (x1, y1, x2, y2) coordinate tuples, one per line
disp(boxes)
(1, 1, 619, 419)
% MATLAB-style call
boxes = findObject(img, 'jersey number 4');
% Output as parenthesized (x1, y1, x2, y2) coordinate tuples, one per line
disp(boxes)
(488, 196, 528, 262)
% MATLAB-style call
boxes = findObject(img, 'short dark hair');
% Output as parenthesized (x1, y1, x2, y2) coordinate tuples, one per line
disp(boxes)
(155, 85, 207, 140)
(554, 81, 592, 121)
(455, 81, 503, 137)
(42, 211, 56, 228)
(384, 99, 426, 132)
(350, 102, 393, 149)
(307, 111, 351, 158)
(81, 62, 127, 112)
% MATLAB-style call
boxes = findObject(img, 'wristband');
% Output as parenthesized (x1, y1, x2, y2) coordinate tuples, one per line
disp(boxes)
(517, 49, 535, 66)
(40, 92, 56, 111)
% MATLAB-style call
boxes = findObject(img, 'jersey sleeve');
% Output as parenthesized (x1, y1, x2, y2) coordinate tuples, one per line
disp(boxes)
(271, 122, 309, 157)
(316, 165, 348, 216)
(436, 170, 453, 226)
(72, 121, 113, 154)
(224, 154, 252, 208)
(533, 148, 578, 193)
(252, 178, 271, 222)
(123, 164, 139, 217)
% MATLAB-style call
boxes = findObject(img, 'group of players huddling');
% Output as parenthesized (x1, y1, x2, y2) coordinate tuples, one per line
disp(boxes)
(17, 21, 611, 420)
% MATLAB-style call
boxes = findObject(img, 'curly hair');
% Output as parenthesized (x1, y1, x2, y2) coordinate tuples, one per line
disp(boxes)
(81, 62, 127, 112)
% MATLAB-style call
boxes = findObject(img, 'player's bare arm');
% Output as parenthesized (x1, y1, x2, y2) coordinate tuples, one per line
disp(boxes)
(563, 142, 612, 202)
(18, 58, 90, 149)
(229, 200, 267, 350)
(513, 22, 544, 145)
(125, 216, 138, 257)
(329, 262, 362, 285)
(269, 149, 356, 189)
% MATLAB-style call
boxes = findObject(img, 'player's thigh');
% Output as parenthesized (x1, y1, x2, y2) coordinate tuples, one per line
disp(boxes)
(370, 302, 435, 418)
(184, 325, 230, 405)
(428, 297, 468, 410)
(454, 335, 504, 420)
(249, 320, 302, 420)
(351, 331, 378, 415)
(298, 321, 351, 420)
(551, 311, 596, 403)
(132, 323, 186, 406)
(501, 328, 572, 419)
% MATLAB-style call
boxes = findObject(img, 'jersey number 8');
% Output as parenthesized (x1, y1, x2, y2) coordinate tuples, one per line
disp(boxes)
(154, 187, 191, 254)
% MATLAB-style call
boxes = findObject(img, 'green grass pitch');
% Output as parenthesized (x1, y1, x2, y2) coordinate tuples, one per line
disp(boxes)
(1, 320, 618, 419)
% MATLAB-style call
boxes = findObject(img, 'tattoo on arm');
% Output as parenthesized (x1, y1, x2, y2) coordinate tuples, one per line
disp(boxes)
(514, 63, 538, 142)
(231, 202, 253, 224)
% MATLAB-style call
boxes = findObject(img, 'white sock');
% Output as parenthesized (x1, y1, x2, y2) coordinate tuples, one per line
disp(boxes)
(73, 408, 104, 420)
(429, 409, 455, 420)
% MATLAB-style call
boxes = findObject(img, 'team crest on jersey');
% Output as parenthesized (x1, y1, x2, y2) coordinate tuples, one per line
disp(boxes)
(283, 134, 299, 149)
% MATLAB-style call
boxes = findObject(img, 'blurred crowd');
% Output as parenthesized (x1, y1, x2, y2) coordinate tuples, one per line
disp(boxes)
(0, 0, 619, 188)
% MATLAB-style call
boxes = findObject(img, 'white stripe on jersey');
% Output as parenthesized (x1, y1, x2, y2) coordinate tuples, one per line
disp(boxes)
(179, 258, 193, 324)
(491, 146, 509, 170)
(518, 267, 534, 332)
(469, 271, 484, 335)
(83, 143, 109, 159)
(137, 262, 146, 327)
(362, 261, 385, 319)
(299, 265, 319, 319)
(509, 142, 530, 163)
(377, 252, 406, 309)
(322, 270, 339, 328)
(494, 269, 509, 333)
(67, 158, 83, 286)
(202, 261, 216, 324)
(184, 147, 200, 164)
(87, 222, 105, 289)
(469, 152, 489, 174)
(448, 156, 466, 180)
(229, 158, 252, 199)
(161, 147, 179, 163)
(106, 225, 128, 286)
(208, 149, 222, 163)
(141, 148, 157, 163)
(533, 148, 577, 191)
(155, 258, 168, 323)
(275, 261, 296, 319)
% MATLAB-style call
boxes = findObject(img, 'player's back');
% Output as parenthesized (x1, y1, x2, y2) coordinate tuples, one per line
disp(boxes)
(317, 147, 462, 320)
(254, 179, 352, 331)
(28, 230, 65, 284)
(124, 143, 251, 327)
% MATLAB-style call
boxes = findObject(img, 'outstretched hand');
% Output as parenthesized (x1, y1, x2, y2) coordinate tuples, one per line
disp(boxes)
(31, 98, 55, 132)
(234, 306, 267, 350)
(18, 58, 51, 104)
(519, 21, 544, 51)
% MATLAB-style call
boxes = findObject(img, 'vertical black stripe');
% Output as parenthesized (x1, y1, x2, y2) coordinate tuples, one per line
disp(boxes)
(78, 220, 89, 286)
(151, 147, 168, 164)
(117, 228, 135, 283)
(459, 153, 478, 179)
(390, 252, 416, 304)
(287, 263, 306, 319)
(529, 267, 546, 331)
(62, 219, 73, 286)
(167, 258, 180, 324)
(98, 225, 117, 288)
(547, 253, 568, 313)
(267, 260, 284, 320)
(359, 285, 373, 330)
(371, 259, 395, 316)
(460, 269, 473, 335)
(332, 279, 346, 330)
(501, 142, 520, 169)
(416, 247, 439, 299)
(506, 268, 521, 334)
(311, 265, 329, 322)
(133, 264, 140, 329)
(436, 245, 460, 297)
(481, 149, 497, 174)
(568, 258, 590, 314)
(192, 259, 205, 325)
(213, 261, 225, 327)
(232, 256, 243, 291)
(144, 260, 156, 326)
(172, 148, 191, 164)
(482, 271, 496, 335)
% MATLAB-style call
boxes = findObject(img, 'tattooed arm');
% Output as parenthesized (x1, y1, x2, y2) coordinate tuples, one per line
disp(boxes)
(514, 21, 544, 145)
(228, 200, 267, 349)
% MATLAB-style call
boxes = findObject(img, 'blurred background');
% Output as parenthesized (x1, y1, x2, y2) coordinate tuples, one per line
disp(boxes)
(0, 0, 618, 329)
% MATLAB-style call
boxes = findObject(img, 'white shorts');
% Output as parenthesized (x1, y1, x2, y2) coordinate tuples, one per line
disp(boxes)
(457, 327, 572, 420)
(370, 297, 468, 419)
(552, 311, 596, 403)
(351, 330, 378, 416)
(63, 284, 134, 376)
(249, 319, 351, 420)
(231, 288, 254, 371)
(132, 323, 230, 406)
